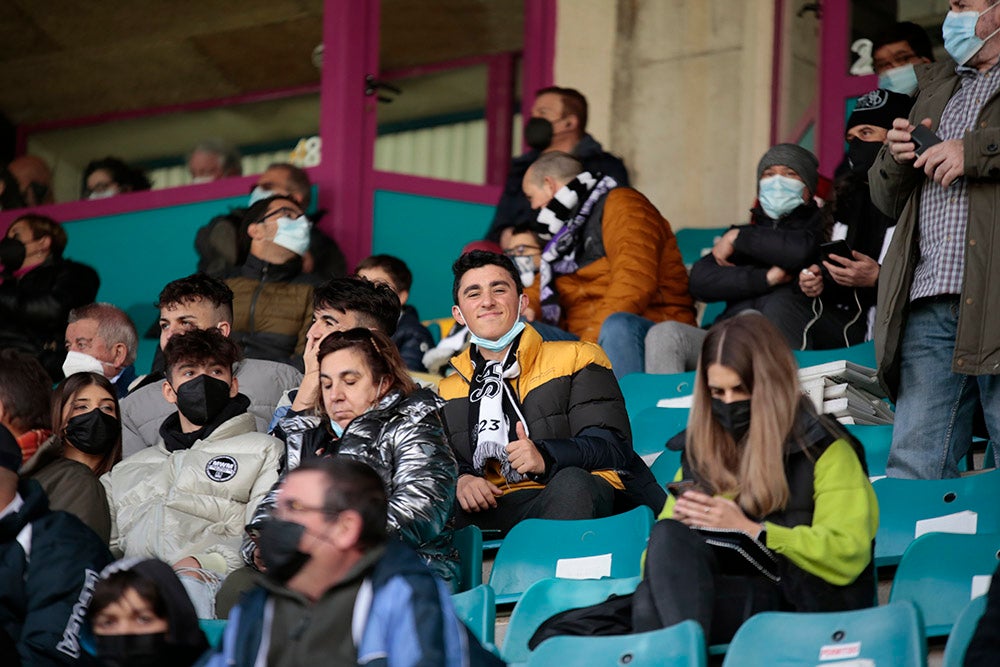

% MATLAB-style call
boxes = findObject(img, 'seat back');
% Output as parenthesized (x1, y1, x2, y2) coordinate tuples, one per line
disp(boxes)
(488, 506, 653, 605)
(889, 532, 1000, 637)
(675, 227, 728, 267)
(630, 406, 689, 457)
(619, 371, 695, 416)
(453, 524, 483, 592)
(792, 340, 877, 368)
(526, 620, 707, 667)
(502, 576, 642, 664)
(649, 448, 682, 488)
(451, 584, 495, 645)
(942, 594, 989, 667)
(872, 469, 1000, 566)
(198, 619, 228, 649)
(721, 602, 925, 667)
(843, 424, 893, 478)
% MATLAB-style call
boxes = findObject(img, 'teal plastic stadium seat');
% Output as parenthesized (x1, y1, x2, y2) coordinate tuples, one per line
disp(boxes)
(619, 371, 696, 416)
(889, 532, 1000, 637)
(526, 620, 707, 667)
(793, 340, 877, 368)
(198, 619, 227, 649)
(675, 227, 728, 267)
(489, 506, 654, 605)
(872, 469, 1000, 566)
(453, 524, 483, 592)
(502, 576, 641, 665)
(942, 594, 988, 667)
(843, 424, 892, 478)
(451, 584, 496, 645)
(721, 601, 925, 667)
(630, 406, 689, 457)
(649, 448, 682, 488)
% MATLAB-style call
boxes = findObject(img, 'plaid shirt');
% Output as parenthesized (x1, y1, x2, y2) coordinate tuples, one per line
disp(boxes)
(911, 64, 1000, 300)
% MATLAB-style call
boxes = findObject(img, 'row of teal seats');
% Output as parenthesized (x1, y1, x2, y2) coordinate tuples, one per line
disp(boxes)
(502, 577, 929, 667)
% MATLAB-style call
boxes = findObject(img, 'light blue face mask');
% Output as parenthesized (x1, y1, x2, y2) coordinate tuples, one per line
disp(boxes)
(758, 174, 806, 220)
(329, 419, 344, 437)
(248, 186, 274, 206)
(944, 1, 1000, 66)
(878, 64, 919, 95)
(462, 302, 526, 352)
(272, 215, 311, 255)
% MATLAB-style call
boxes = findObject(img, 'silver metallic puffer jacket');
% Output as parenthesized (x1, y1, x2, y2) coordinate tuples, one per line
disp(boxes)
(243, 387, 460, 586)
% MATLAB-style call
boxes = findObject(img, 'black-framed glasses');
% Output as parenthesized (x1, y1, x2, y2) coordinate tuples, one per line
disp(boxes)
(503, 244, 541, 257)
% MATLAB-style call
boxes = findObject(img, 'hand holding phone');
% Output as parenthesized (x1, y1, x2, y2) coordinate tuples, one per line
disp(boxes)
(820, 240, 852, 267)
(667, 480, 698, 498)
(911, 124, 942, 156)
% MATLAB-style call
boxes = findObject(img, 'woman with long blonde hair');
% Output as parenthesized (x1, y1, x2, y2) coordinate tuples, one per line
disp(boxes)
(632, 313, 878, 644)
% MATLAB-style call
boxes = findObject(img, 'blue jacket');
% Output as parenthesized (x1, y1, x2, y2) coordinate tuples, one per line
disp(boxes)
(202, 540, 499, 667)
(0, 480, 112, 666)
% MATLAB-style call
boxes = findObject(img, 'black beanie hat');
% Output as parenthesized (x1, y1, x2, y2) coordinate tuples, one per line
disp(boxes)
(846, 89, 915, 133)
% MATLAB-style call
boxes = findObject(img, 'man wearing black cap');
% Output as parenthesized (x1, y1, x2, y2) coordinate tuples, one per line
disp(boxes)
(0, 424, 112, 665)
(689, 143, 825, 349)
(799, 89, 915, 347)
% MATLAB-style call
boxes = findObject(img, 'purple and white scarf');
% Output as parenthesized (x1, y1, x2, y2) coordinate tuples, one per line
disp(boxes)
(532, 171, 617, 325)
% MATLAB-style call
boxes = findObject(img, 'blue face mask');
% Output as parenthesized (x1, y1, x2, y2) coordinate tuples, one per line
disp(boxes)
(272, 215, 311, 255)
(758, 174, 806, 220)
(462, 302, 526, 353)
(944, 1, 1000, 66)
(248, 186, 274, 206)
(878, 64, 919, 95)
(329, 419, 344, 437)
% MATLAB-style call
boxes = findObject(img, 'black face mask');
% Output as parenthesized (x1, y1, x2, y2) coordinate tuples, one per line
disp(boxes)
(172, 375, 232, 426)
(0, 237, 26, 273)
(711, 398, 752, 442)
(524, 117, 554, 151)
(847, 138, 883, 177)
(64, 409, 120, 456)
(256, 518, 312, 582)
(95, 632, 173, 667)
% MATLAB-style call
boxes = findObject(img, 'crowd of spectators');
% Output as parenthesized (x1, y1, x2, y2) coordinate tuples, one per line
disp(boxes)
(3, 8, 1000, 665)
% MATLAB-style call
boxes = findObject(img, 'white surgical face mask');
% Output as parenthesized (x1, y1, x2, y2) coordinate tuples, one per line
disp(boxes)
(878, 64, 919, 95)
(272, 215, 312, 255)
(62, 350, 108, 378)
(943, 1, 1000, 65)
(248, 186, 274, 206)
(88, 187, 119, 200)
(758, 174, 807, 220)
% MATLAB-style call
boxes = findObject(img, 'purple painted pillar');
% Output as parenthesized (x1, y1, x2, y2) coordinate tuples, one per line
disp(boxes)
(521, 0, 557, 144)
(318, 0, 380, 269)
(486, 53, 516, 186)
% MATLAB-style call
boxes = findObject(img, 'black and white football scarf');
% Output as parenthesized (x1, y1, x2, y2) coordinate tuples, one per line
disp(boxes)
(467, 338, 530, 483)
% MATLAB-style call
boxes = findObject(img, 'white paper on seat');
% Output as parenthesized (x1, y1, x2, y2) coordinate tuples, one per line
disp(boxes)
(656, 396, 693, 408)
(813, 660, 874, 667)
(972, 574, 992, 600)
(913, 510, 978, 539)
(555, 553, 612, 580)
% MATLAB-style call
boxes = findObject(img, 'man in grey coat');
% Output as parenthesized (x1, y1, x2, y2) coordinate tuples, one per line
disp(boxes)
(870, 0, 1000, 479)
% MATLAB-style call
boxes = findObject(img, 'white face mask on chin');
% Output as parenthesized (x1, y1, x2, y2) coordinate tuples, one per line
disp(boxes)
(62, 350, 108, 378)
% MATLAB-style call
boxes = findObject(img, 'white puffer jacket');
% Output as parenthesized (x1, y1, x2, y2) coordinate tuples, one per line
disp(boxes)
(102, 412, 283, 575)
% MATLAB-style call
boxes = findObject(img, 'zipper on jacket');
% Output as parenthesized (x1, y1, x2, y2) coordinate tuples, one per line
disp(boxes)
(248, 264, 269, 333)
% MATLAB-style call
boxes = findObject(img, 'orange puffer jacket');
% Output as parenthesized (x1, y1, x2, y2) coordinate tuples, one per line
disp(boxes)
(528, 188, 696, 342)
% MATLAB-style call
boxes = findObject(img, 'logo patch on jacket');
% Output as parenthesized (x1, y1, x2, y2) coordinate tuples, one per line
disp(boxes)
(205, 455, 238, 482)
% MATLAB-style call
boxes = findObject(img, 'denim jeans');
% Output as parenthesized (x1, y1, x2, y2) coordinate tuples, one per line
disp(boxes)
(887, 297, 1000, 479)
(598, 312, 656, 378)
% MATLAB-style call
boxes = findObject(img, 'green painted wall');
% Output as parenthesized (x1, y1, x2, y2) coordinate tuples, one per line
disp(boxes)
(372, 190, 495, 320)
(63, 196, 246, 371)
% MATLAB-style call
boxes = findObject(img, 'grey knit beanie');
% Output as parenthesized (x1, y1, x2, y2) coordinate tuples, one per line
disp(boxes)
(756, 143, 819, 195)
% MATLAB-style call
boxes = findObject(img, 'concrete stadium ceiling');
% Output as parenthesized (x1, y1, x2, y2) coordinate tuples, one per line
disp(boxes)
(0, 0, 524, 127)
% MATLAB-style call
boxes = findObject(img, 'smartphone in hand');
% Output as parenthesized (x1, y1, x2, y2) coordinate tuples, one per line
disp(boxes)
(911, 125, 942, 156)
(667, 480, 698, 498)
(820, 240, 853, 267)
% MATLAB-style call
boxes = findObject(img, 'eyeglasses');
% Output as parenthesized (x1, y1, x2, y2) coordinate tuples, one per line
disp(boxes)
(873, 50, 920, 73)
(275, 498, 339, 518)
(503, 244, 541, 257)
(257, 206, 301, 223)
